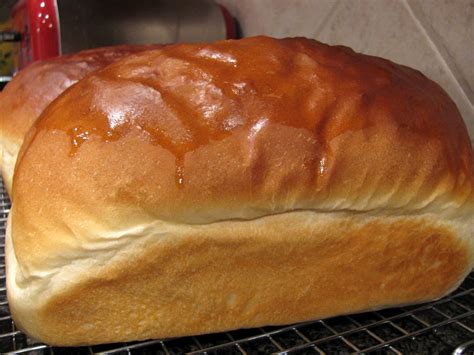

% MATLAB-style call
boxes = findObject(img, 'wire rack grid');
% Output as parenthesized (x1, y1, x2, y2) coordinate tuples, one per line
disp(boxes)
(0, 178, 472, 354)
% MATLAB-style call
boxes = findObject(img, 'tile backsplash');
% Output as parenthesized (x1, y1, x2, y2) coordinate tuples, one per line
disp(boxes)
(218, 0, 474, 144)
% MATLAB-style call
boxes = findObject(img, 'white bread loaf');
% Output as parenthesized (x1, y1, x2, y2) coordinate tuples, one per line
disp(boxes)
(6, 36, 474, 346)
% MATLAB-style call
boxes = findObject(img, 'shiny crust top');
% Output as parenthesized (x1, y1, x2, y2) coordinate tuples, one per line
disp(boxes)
(15, 37, 474, 227)
(0, 44, 162, 142)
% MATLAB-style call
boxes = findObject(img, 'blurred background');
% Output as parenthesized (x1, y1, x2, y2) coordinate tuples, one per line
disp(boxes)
(0, 0, 473, 142)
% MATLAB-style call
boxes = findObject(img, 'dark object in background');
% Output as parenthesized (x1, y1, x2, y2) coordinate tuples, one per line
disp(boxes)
(2, 0, 236, 72)
(0, 76, 9, 90)
(58, 0, 235, 54)
(0, 31, 20, 42)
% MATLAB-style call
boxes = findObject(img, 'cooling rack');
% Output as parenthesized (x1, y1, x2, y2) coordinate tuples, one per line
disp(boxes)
(0, 178, 472, 354)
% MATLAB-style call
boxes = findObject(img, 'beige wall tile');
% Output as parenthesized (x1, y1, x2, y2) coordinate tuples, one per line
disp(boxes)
(218, 0, 339, 38)
(408, 0, 473, 103)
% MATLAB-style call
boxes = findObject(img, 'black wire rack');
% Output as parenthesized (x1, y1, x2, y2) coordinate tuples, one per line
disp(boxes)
(0, 178, 472, 354)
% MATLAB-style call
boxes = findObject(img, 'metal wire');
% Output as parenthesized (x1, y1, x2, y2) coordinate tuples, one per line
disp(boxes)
(0, 178, 472, 354)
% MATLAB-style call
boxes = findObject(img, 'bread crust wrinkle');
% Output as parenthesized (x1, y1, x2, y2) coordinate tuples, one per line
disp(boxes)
(6, 36, 474, 346)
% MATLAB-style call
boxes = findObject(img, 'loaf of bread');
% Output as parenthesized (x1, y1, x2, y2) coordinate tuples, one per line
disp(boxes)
(6, 36, 473, 346)
(0, 45, 162, 196)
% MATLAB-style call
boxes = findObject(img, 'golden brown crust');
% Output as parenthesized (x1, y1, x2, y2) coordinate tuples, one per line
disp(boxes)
(0, 44, 162, 195)
(16, 37, 474, 220)
(7, 36, 474, 345)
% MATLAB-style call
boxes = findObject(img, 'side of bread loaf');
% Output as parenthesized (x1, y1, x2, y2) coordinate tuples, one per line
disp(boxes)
(6, 36, 474, 345)
(7, 210, 473, 345)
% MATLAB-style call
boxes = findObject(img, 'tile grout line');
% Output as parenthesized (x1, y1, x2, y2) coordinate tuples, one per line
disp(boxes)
(402, 0, 474, 109)
(312, 0, 342, 39)
(405, 0, 474, 105)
